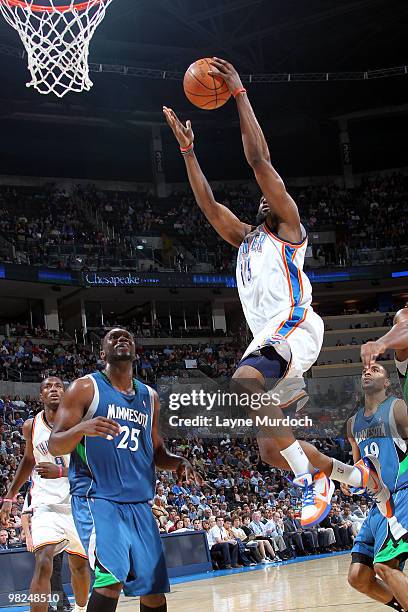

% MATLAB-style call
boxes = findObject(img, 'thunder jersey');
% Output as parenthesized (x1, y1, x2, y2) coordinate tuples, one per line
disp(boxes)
(351, 395, 408, 493)
(31, 411, 70, 509)
(69, 371, 156, 503)
(236, 223, 314, 336)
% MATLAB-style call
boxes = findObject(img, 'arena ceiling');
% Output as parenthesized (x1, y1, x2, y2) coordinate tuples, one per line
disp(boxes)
(0, 0, 406, 180)
(95, 0, 406, 72)
(0, 0, 404, 73)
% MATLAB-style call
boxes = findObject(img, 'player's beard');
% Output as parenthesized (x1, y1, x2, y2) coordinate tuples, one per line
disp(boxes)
(256, 210, 279, 230)
(255, 210, 268, 226)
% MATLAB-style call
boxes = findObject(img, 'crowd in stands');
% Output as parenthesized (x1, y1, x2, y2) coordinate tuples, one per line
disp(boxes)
(0, 391, 369, 566)
(0, 310, 398, 383)
(0, 336, 99, 383)
(0, 330, 245, 383)
(0, 172, 407, 272)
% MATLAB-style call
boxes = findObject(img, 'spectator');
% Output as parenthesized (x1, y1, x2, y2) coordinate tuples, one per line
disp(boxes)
(246, 512, 278, 562)
(325, 507, 353, 549)
(283, 509, 318, 556)
(206, 517, 242, 569)
(263, 509, 288, 557)
(0, 528, 9, 550)
(349, 502, 368, 536)
(151, 497, 169, 527)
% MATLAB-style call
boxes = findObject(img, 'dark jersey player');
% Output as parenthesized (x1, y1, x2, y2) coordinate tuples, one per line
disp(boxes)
(355, 307, 408, 611)
(48, 328, 202, 612)
(346, 364, 408, 612)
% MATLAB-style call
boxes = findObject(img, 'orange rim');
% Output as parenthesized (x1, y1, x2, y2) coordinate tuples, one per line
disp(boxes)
(0, 0, 103, 13)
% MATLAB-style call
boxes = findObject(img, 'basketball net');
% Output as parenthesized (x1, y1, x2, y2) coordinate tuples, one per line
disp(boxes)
(0, 0, 114, 97)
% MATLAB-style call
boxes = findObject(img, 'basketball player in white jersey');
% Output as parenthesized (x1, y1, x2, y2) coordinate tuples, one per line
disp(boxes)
(0, 377, 89, 612)
(163, 58, 389, 526)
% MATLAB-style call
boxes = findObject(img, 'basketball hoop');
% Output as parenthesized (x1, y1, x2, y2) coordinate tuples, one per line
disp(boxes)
(0, 0, 114, 97)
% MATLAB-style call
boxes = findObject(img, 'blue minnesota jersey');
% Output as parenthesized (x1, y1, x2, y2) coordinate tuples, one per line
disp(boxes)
(351, 395, 408, 493)
(69, 371, 156, 503)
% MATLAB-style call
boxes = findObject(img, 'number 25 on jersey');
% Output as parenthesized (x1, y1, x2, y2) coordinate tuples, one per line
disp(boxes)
(117, 426, 141, 452)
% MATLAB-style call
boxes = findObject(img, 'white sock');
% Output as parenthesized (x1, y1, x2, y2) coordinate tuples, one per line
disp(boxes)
(330, 459, 363, 487)
(280, 441, 314, 477)
(74, 605, 87, 612)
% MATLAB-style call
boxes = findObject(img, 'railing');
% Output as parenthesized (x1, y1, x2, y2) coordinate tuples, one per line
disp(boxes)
(5, 367, 22, 382)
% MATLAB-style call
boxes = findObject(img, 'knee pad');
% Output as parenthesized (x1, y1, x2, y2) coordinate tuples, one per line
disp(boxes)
(239, 334, 291, 378)
(238, 349, 289, 380)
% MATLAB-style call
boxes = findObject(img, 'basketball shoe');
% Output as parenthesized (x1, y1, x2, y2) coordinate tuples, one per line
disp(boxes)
(354, 454, 393, 518)
(293, 471, 335, 527)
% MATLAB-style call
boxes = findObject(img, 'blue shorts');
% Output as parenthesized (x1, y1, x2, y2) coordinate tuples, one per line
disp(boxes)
(72, 496, 170, 597)
(352, 488, 408, 565)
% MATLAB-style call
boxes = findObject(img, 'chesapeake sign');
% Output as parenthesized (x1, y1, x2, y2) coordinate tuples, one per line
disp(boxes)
(83, 272, 160, 287)
(82, 271, 238, 288)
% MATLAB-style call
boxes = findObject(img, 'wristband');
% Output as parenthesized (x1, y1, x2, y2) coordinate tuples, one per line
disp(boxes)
(58, 466, 63, 478)
(233, 87, 247, 98)
(2, 498, 15, 503)
(180, 143, 194, 155)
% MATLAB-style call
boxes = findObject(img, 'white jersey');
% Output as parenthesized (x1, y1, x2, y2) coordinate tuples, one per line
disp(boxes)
(237, 223, 324, 377)
(30, 410, 70, 510)
(236, 223, 313, 336)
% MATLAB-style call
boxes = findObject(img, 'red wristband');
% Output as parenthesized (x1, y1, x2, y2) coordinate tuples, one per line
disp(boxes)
(233, 87, 247, 98)
(58, 466, 63, 478)
(3, 498, 15, 503)
(180, 143, 194, 155)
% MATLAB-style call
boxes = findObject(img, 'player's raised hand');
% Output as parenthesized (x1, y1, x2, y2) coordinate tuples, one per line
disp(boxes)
(176, 458, 205, 487)
(360, 340, 386, 367)
(79, 416, 121, 440)
(208, 57, 243, 94)
(163, 107, 194, 148)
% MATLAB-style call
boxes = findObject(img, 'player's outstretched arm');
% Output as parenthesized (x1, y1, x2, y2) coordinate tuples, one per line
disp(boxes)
(49, 378, 121, 456)
(151, 392, 203, 484)
(361, 320, 408, 367)
(0, 419, 35, 523)
(163, 106, 251, 248)
(209, 58, 301, 242)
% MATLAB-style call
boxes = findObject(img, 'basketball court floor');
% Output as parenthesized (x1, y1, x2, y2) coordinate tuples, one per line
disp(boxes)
(1, 553, 397, 611)
(115, 554, 390, 612)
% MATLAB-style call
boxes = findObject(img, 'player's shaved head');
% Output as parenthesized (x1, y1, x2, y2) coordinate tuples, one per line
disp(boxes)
(101, 328, 136, 363)
(102, 327, 134, 349)
(394, 306, 408, 325)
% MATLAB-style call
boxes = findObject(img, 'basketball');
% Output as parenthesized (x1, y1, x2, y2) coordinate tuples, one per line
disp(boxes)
(183, 58, 231, 110)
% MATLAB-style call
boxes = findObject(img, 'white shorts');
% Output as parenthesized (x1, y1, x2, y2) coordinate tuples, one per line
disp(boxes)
(31, 505, 87, 558)
(242, 307, 324, 373)
(241, 307, 324, 409)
